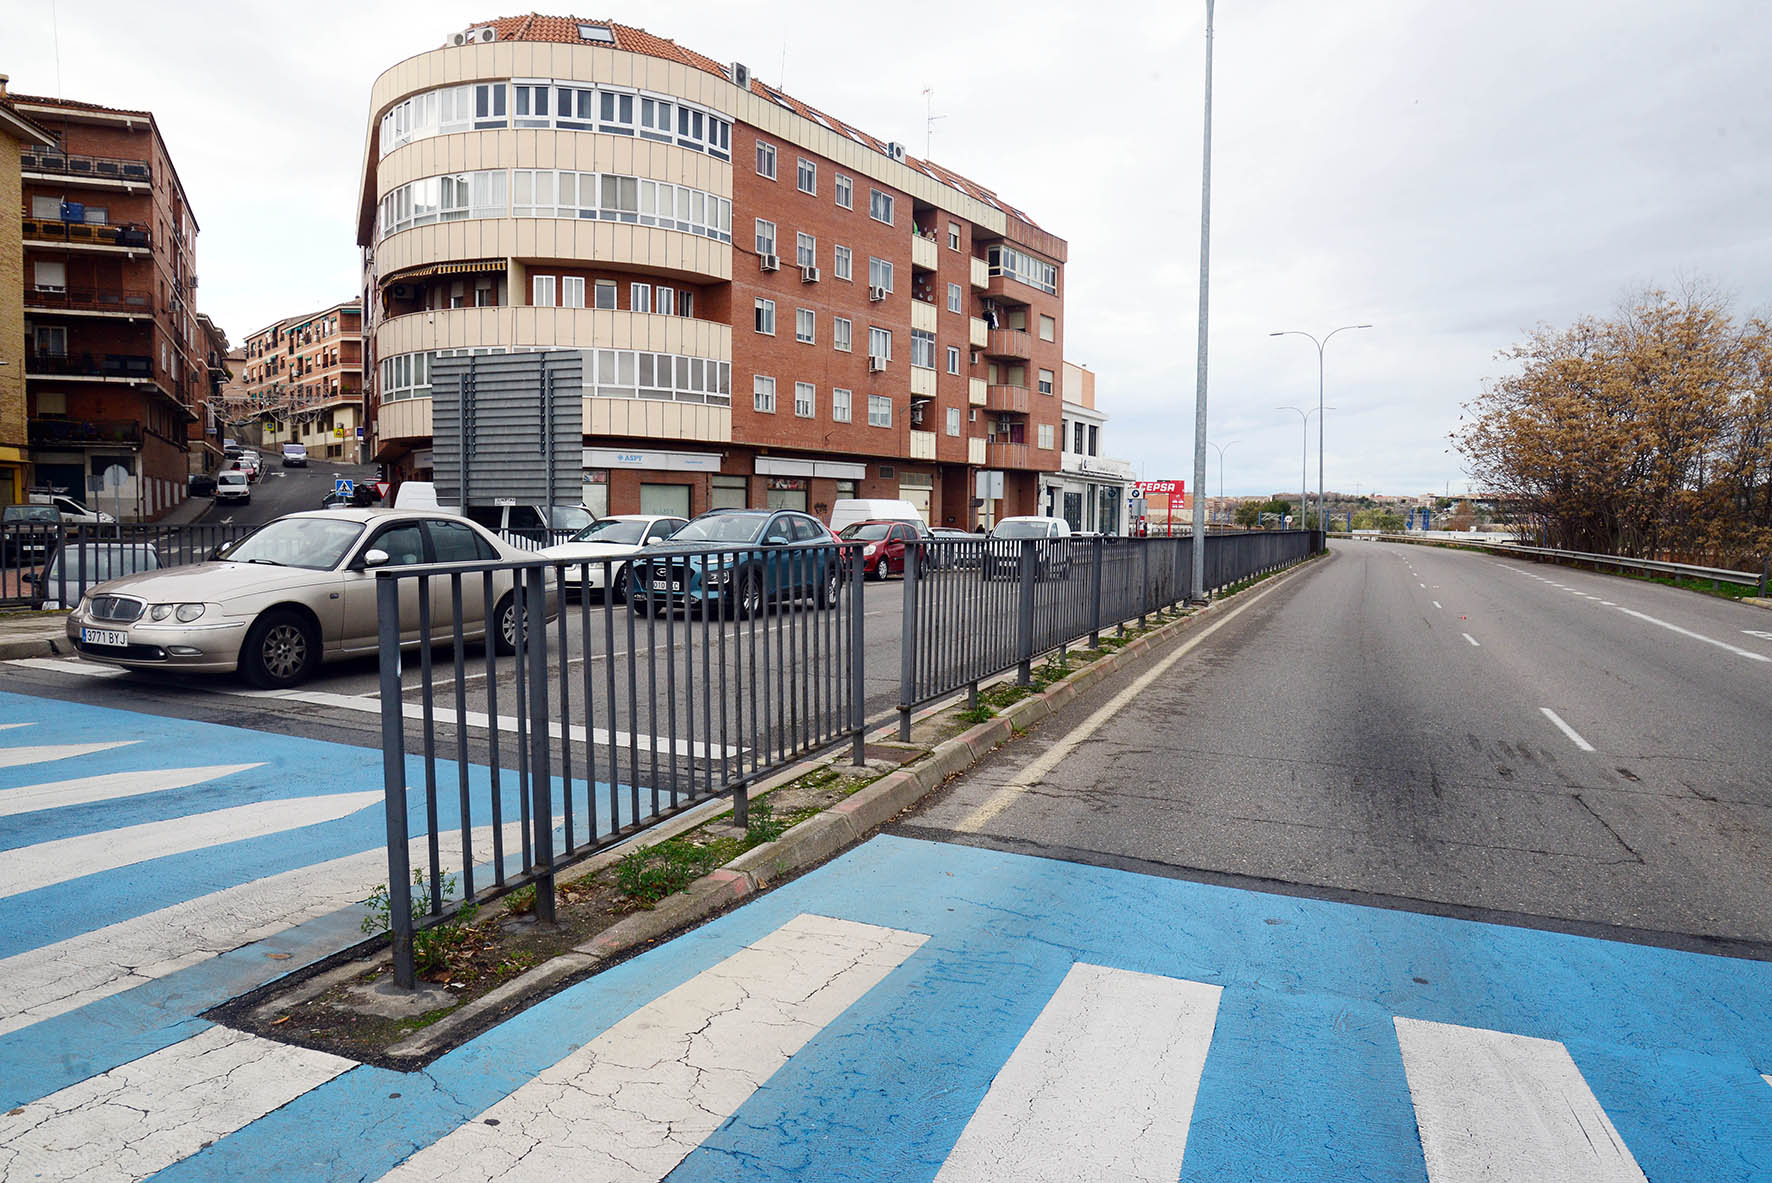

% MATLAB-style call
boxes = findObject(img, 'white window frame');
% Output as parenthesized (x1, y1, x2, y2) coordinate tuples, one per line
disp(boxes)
(593, 280, 617, 310)
(631, 282, 651, 313)
(794, 381, 815, 418)
(867, 394, 893, 428)
(1038, 423, 1055, 450)
(531, 275, 556, 307)
(756, 140, 777, 179)
(832, 388, 853, 423)
(754, 298, 775, 336)
(833, 317, 852, 353)
(834, 173, 853, 209)
(868, 257, 893, 293)
(796, 232, 816, 269)
(1038, 368, 1055, 395)
(1039, 314, 1056, 342)
(868, 327, 892, 362)
(796, 307, 815, 344)
(947, 282, 963, 314)
(946, 407, 961, 436)
(869, 188, 894, 225)
(562, 276, 587, 309)
(755, 219, 776, 256)
(833, 245, 853, 282)
(753, 374, 777, 413)
(948, 221, 961, 250)
(911, 329, 936, 370)
(655, 285, 675, 316)
(796, 157, 816, 195)
(946, 346, 960, 375)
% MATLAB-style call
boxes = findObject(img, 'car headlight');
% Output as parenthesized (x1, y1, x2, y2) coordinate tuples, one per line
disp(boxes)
(150, 603, 174, 621)
(176, 603, 206, 622)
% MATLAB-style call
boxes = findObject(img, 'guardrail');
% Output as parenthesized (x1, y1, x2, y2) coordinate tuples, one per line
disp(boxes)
(1, 522, 256, 609)
(1369, 534, 1769, 595)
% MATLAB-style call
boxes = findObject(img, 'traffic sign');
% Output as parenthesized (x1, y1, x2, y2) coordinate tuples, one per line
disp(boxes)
(334, 478, 353, 495)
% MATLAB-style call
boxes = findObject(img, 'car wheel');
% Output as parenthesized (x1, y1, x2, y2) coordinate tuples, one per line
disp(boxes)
(241, 609, 319, 689)
(612, 564, 630, 603)
(493, 593, 521, 655)
(874, 556, 890, 581)
(817, 562, 842, 608)
(734, 570, 764, 619)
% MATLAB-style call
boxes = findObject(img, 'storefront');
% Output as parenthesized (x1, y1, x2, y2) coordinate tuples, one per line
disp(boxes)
(1042, 456, 1134, 535)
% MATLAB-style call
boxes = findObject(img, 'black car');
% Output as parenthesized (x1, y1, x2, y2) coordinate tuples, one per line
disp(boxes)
(188, 473, 218, 497)
(627, 508, 846, 618)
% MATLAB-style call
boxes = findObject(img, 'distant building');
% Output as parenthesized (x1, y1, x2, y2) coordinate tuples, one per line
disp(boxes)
(191, 312, 229, 476)
(238, 301, 364, 460)
(1041, 361, 1133, 533)
(0, 82, 56, 506)
(217, 346, 249, 425)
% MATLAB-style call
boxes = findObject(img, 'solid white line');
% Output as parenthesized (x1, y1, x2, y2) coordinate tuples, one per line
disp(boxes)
(1419, 582, 1426, 588)
(1395, 1016, 1647, 1182)
(1432, 601, 1442, 610)
(0, 763, 263, 818)
(0, 791, 380, 900)
(935, 964, 1221, 1182)
(0, 740, 137, 770)
(1539, 707, 1596, 752)
(0, 1026, 354, 1182)
(1614, 607, 1772, 663)
(1462, 633, 1480, 647)
(381, 914, 927, 1182)
(1601, 601, 1616, 606)
(4, 656, 126, 678)
(953, 577, 1287, 833)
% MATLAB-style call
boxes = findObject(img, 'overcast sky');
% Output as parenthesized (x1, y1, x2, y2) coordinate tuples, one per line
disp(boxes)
(11, 0, 1770, 498)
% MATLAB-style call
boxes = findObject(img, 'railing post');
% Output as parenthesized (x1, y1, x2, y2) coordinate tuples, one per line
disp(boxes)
(1760, 557, 1768, 598)
(1017, 539, 1036, 685)
(1139, 538, 1151, 627)
(1088, 534, 1104, 648)
(897, 541, 920, 742)
(849, 545, 867, 767)
(376, 573, 415, 990)
(523, 566, 556, 925)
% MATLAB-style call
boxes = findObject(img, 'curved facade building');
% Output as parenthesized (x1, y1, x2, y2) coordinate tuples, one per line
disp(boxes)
(357, 15, 1067, 525)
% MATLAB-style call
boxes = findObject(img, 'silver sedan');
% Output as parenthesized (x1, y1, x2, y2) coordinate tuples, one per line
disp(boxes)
(64, 509, 538, 688)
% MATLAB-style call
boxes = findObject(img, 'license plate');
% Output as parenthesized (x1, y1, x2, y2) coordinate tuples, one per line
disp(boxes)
(81, 628, 128, 647)
(652, 577, 680, 591)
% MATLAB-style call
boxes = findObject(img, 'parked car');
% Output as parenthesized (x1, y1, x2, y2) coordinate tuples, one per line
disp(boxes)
(216, 470, 251, 504)
(320, 483, 381, 509)
(29, 492, 116, 531)
(3, 503, 64, 565)
(983, 516, 1074, 581)
(27, 542, 160, 610)
(282, 443, 309, 468)
(838, 519, 927, 581)
(391, 482, 593, 550)
(930, 525, 982, 569)
(827, 498, 927, 537)
(627, 508, 844, 618)
(188, 473, 218, 497)
(64, 509, 544, 688)
(234, 455, 262, 482)
(538, 514, 688, 600)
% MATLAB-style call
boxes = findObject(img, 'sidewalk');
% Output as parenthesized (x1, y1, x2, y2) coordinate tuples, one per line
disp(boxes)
(0, 609, 69, 660)
(156, 492, 215, 526)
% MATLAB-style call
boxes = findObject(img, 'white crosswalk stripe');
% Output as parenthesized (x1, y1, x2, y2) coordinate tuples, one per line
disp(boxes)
(1394, 1015, 1648, 1181)
(0, 763, 264, 817)
(0, 740, 136, 770)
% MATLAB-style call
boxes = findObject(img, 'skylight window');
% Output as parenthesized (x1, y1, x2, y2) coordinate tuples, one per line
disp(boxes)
(577, 24, 615, 43)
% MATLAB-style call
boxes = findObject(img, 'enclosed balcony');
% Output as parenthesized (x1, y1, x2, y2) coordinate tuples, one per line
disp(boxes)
(22, 216, 151, 253)
(20, 148, 152, 189)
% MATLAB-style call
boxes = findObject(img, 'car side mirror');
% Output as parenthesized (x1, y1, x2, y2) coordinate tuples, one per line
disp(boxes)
(19, 572, 32, 586)
(642, 536, 657, 546)
(361, 548, 391, 569)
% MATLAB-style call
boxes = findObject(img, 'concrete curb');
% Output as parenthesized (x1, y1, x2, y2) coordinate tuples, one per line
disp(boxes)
(0, 632, 66, 661)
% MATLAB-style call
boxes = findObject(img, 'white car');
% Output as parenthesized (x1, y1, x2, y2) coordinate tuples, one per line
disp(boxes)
(30, 492, 116, 530)
(538, 514, 688, 599)
(216, 470, 251, 503)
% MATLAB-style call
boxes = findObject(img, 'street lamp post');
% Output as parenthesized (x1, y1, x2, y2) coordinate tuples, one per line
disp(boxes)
(1277, 406, 1331, 528)
(1188, 0, 1215, 601)
(1270, 324, 1371, 535)
(1206, 439, 1237, 523)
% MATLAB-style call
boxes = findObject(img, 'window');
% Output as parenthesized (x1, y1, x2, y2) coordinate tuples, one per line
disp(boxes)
(833, 245, 853, 281)
(34, 325, 68, 356)
(911, 329, 936, 370)
(631, 282, 650, 313)
(1074, 422, 1086, 453)
(947, 282, 962, 314)
(755, 218, 776, 256)
(711, 474, 748, 509)
(599, 91, 635, 134)
(832, 388, 853, 422)
(680, 290, 695, 317)
(834, 173, 853, 209)
(796, 157, 816, 194)
(32, 260, 66, 292)
(756, 140, 777, 178)
(868, 395, 893, 427)
(794, 381, 815, 417)
(946, 346, 960, 375)
(754, 298, 775, 335)
(583, 280, 610, 310)
(833, 317, 852, 353)
(31, 195, 62, 219)
(796, 308, 815, 344)
(513, 81, 551, 128)
(868, 327, 892, 362)
(532, 275, 556, 307)
(639, 95, 673, 141)
(946, 407, 961, 436)
(1088, 424, 1099, 455)
(577, 22, 615, 42)
(558, 276, 584, 308)
(429, 519, 497, 562)
(1038, 424, 1055, 450)
(948, 221, 961, 250)
(986, 244, 1059, 295)
(1040, 314, 1056, 342)
(753, 375, 776, 413)
(868, 257, 893, 293)
(796, 232, 816, 269)
(588, 348, 729, 405)
(655, 285, 674, 316)
(1038, 368, 1055, 395)
(868, 188, 894, 224)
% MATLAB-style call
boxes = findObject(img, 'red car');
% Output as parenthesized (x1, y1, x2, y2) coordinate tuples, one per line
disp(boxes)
(837, 519, 927, 580)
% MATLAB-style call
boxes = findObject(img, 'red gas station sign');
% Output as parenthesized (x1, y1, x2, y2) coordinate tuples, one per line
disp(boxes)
(1133, 480, 1184, 498)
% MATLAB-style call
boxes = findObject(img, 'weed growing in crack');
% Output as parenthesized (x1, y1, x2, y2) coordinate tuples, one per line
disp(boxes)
(360, 871, 480, 976)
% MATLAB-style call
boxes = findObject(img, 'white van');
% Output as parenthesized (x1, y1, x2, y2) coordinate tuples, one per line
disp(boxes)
(827, 498, 928, 537)
(392, 482, 593, 550)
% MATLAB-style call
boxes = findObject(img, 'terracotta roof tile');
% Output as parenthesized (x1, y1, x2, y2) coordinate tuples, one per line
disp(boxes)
(8, 92, 154, 120)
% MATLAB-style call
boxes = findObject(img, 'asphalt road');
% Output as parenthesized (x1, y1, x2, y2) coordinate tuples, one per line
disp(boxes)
(198, 459, 382, 530)
(907, 540, 1772, 951)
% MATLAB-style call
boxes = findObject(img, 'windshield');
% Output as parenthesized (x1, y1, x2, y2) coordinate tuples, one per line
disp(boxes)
(219, 473, 247, 485)
(992, 521, 1051, 539)
(219, 517, 365, 570)
(570, 518, 646, 544)
(839, 523, 892, 541)
(546, 506, 595, 531)
(4, 506, 60, 524)
(671, 514, 768, 544)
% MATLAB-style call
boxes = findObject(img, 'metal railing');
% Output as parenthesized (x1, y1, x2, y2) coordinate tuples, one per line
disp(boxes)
(2, 522, 256, 609)
(19, 147, 153, 182)
(374, 543, 865, 987)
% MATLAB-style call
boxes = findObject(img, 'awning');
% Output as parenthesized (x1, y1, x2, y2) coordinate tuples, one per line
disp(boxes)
(385, 258, 505, 283)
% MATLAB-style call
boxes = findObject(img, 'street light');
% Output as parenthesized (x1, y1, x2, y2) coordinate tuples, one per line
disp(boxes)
(1270, 324, 1371, 534)
(1206, 439, 1237, 523)
(1277, 406, 1331, 528)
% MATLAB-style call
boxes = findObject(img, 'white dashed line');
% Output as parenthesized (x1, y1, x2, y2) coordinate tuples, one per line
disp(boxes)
(1614, 607, 1772, 663)
(1462, 633, 1480, 647)
(1540, 708, 1595, 752)
(1432, 601, 1442, 610)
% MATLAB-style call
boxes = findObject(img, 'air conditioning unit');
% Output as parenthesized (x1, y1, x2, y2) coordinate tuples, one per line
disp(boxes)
(800, 265, 820, 283)
(476, 26, 497, 42)
(868, 285, 887, 302)
(886, 141, 907, 163)
(910, 404, 925, 425)
(730, 61, 751, 90)
(868, 356, 886, 373)
(449, 31, 468, 46)
(970, 350, 982, 365)
(759, 253, 780, 272)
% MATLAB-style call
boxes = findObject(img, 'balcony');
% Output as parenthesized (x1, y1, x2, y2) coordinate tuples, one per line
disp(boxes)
(970, 256, 989, 289)
(28, 418, 143, 447)
(983, 272, 1032, 307)
(910, 366, 937, 398)
(985, 384, 1030, 414)
(22, 217, 151, 252)
(909, 430, 937, 461)
(969, 316, 989, 349)
(984, 328, 1031, 361)
(969, 377, 987, 406)
(968, 436, 987, 465)
(909, 298, 938, 333)
(911, 233, 939, 272)
(22, 288, 154, 319)
(20, 148, 152, 187)
(986, 441, 1031, 469)
(25, 350, 154, 381)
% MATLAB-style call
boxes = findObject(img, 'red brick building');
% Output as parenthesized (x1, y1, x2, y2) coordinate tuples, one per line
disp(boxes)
(238, 301, 364, 460)
(15, 89, 206, 518)
(358, 15, 1068, 526)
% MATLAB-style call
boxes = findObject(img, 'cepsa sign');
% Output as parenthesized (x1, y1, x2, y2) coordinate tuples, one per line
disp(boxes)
(1133, 480, 1184, 498)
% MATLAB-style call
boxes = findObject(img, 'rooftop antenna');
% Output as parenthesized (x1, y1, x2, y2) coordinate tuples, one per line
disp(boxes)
(922, 86, 947, 159)
(778, 38, 787, 91)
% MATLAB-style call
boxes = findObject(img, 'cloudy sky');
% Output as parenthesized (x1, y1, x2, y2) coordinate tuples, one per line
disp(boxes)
(11, 0, 1770, 498)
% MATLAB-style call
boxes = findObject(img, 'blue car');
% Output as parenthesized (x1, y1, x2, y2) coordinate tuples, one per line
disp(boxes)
(627, 509, 846, 617)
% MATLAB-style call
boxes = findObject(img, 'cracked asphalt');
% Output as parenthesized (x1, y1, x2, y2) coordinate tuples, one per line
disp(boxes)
(904, 541, 1772, 951)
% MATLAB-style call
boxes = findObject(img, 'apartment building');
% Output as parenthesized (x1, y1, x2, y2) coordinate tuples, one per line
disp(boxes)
(191, 312, 229, 475)
(14, 84, 205, 519)
(0, 85, 56, 506)
(357, 15, 1068, 525)
(1041, 361, 1134, 534)
(238, 300, 364, 460)
(217, 345, 249, 425)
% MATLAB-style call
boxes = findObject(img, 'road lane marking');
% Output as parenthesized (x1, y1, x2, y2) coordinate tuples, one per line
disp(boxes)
(1462, 633, 1480, 647)
(380, 913, 927, 1183)
(1539, 708, 1595, 752)
(0, 763, 263, 818)
(1432, 601, 1442, 610)
(1744, 630, 1772, 641)
(0, 740, 136, 769)
(5, 657, 126, 678)
(0, 791, 380, 901)
(1395, 1016, 1647, 1182)
(0, 1026, 354, 1181)
(1601, 601, 1616, 606)
(0, 723, 33, 731)
(954, 576, 1288, 834)
(1614, 607, 1772, 663)
(935, 964, 1220, 1182)
(1419, 582, 1426, 588)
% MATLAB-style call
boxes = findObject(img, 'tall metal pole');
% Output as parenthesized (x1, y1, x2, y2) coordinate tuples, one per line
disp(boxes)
(1271, 326, 1370, 533)
(1189, 0, 1214, 600)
